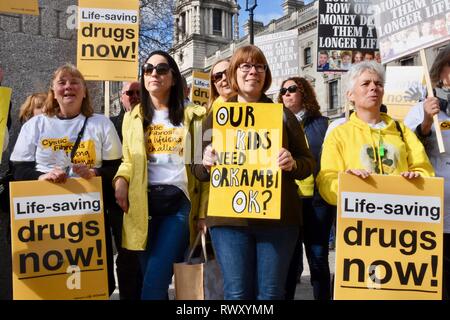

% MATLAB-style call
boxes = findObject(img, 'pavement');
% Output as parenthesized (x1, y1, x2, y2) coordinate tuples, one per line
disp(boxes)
(110, 246, 336, 300)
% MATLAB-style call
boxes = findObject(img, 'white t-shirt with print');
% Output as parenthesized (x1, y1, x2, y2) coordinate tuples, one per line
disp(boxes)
(145, 109, 189, 199)
(11, 113, 122, 176)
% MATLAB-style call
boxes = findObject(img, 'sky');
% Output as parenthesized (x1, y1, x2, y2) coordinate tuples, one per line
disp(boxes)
(237, 0, 315, 36)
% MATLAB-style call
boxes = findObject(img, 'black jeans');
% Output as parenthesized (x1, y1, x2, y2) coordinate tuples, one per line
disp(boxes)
(108, 202, 143, 300)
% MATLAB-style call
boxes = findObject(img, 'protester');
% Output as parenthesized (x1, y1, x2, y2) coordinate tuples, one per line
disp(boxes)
(278, 77, 335, 300)
(404, 44, 450, 299)
(10, 63, 122, 296)
(109, 81, 143, 300)
(208, 58, 234, 106)
(192, 45, 315, 300)
(189, 58, 235, 243)
(317, 61, 434, 207)
(113, 51, 191, 300)
(18, 92, 46, 124)
(111, 81, 140, 142)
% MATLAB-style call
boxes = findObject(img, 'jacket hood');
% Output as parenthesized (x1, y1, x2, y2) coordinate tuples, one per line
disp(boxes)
(349, 111, 398, 134)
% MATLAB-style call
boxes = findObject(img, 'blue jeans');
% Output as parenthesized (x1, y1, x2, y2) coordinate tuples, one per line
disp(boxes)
(303, 197, 335, 300)
(139, 194, 190, 300)
(209, 225, 298, 300)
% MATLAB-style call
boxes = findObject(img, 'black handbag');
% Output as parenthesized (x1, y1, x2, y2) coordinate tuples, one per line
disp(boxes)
(148, 185, 184, 216)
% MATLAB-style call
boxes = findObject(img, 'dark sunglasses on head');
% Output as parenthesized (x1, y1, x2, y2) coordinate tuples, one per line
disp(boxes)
(212, 70, 227, 82)
(123, 90, 140, 97)
(280, 85, 299, 96)
(142, 63, 171, 75)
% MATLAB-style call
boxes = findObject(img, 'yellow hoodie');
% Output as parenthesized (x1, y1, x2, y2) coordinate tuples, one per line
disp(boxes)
(317, 112, 434, 206)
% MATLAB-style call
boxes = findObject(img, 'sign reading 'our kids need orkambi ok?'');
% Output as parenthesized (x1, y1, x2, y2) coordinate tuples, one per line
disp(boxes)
(208, 102, 283, 220)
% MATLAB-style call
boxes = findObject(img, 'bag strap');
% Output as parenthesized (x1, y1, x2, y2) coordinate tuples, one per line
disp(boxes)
(70, 117, 88, 162)
(394, 120, 404, 142)
(187, 231, 208, 264)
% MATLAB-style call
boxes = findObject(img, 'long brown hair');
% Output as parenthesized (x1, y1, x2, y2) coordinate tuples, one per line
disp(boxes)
(44, 63, 93, 117)
(277, 77, 322, 117)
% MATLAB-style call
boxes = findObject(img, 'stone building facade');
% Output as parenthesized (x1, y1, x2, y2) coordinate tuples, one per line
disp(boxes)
(169, 0, 446, 118)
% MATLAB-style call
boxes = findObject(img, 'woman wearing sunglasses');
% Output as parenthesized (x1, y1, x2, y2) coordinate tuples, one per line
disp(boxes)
(191, 59, 236, 241)
(192, 45, 315, 300)
(278, 77, 334, 300)
(113, 51, 194, 299)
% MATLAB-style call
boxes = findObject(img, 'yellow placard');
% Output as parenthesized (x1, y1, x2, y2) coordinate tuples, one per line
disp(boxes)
(77, 0, 139, 81)
(191, 71, 210, 107)
(0, 0, 39, 15)
(0, 86, 12, 162)
(383, 66, 425, 121)
(208, 102, 283, 220)
(10, 177, 108, 300)
(334, 173, 444, 300)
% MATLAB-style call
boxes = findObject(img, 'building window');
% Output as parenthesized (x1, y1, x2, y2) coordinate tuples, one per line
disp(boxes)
(213, 9, 222, 35)
(304, 47, 312, 65)
(329, 80, 338, 110)
(400, 57, 414, 66)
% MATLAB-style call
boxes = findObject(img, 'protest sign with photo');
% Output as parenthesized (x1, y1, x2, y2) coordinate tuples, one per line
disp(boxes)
(191, 71, 210, 107)
(77, 0, 139, 81)
(0, 86, 12, 162)
(317, 0, 379, 72)
(383, 66, 426, 120)
(372, 0, 450, 64)
(0, 0, 39, 15)
(10, 177, 108, 300)
(255, 29, 299, 94)
(334, 173, 444, 300)
(208, 102, 283, 220)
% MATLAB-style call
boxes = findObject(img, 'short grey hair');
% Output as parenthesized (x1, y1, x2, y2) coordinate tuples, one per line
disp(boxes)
(346, 60, 386, 94)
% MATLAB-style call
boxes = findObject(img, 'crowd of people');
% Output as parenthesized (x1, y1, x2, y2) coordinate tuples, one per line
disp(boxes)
(0, 41, 449, 301)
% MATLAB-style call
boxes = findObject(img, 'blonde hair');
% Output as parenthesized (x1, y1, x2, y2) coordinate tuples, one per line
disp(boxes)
(19, 92, 47, 123)
(208, 58, 230, 110)
(44, 63, 93, 117)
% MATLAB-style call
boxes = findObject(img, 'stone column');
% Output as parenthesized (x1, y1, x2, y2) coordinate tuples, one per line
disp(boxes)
(233, 12, 239, 40)
(209, 8, 213, 35)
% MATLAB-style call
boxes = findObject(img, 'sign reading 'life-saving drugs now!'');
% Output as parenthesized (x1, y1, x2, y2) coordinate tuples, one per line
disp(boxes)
(77, 0, 139, 81)
(335, 173, 444, 300)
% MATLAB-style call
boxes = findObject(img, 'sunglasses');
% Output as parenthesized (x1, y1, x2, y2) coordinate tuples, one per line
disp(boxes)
(123, 90, 140, 97)
(142, 63, 171, 76)
(280, 85, 299, 96)
(212, 70, 227, 82)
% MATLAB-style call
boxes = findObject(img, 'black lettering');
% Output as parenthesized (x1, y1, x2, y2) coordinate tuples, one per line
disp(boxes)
(343, 220, 362, 245)
(395, 261, 427, 285)
(420, 231, 437, 250)
(399, 230, 417, 255)
(343, 258, 365, 282)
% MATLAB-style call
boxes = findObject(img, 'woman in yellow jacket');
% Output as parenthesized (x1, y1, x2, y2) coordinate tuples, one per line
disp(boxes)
(191, 58, 235, 241)
(114, 51, 198, 299)
(317, 61, 434, 206)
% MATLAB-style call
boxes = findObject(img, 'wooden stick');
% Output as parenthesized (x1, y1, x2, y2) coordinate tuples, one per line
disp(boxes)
(420, 49, 445, 153)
